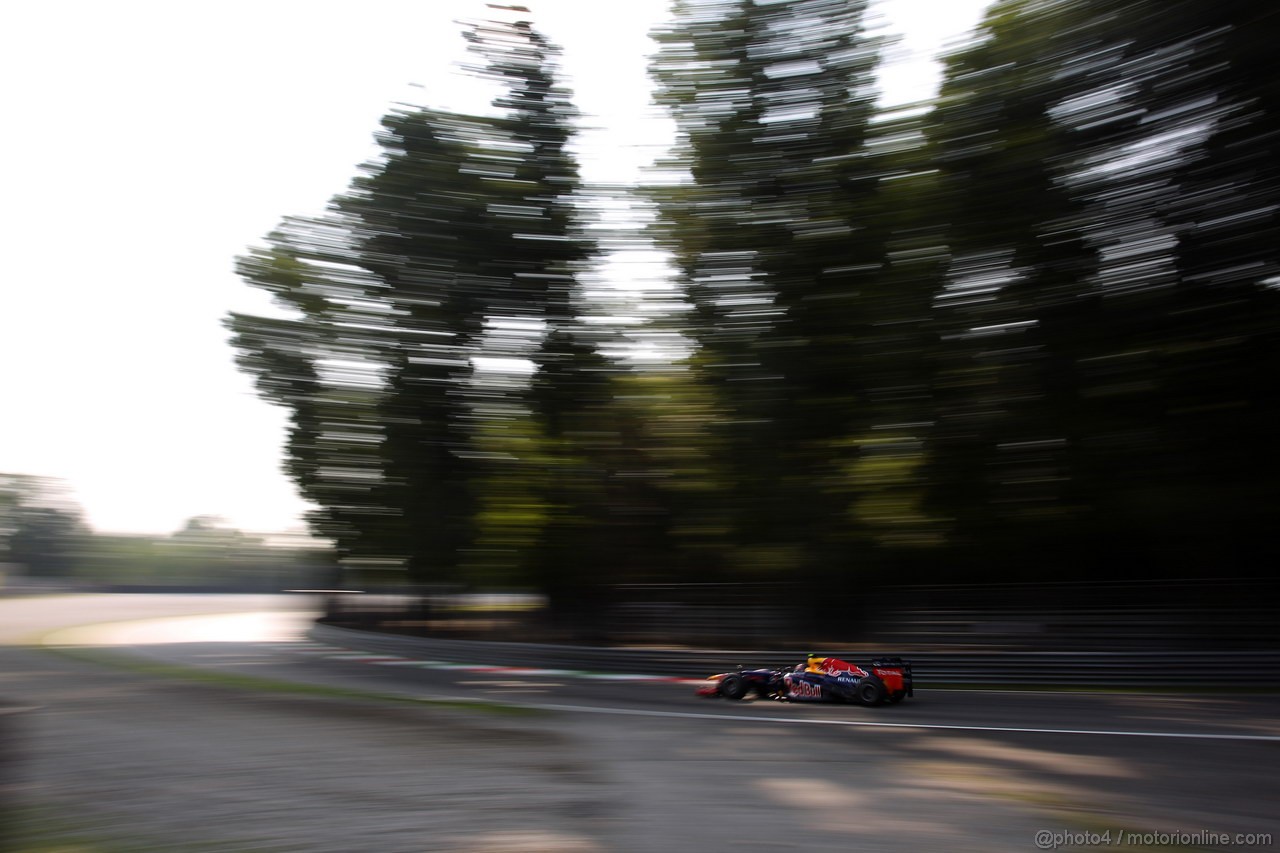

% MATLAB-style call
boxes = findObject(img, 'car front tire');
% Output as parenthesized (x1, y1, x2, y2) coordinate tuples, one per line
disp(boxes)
(719, 673, 747, 700)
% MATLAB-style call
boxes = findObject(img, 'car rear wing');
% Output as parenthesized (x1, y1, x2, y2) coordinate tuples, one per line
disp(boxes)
(871, 657, 913, 697)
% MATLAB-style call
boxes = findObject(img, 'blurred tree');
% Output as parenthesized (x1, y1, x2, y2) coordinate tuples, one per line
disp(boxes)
(225, 0, 1280, 622)
(921, 0, 1096, 571)
(0, 475, 324, 588)
(230, 12, 595, 589)
(923, 0, 1280, 576)
(0, 474, 89, 577)
(229, 220, 400, 578)
(824, 107, 950, 560)
(525, 327, 616, 609)
(649, 0, 920, 585)
(455, 16, 599, 592)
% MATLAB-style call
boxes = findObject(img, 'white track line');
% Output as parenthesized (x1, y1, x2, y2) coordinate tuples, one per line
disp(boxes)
(510, 702, 1280, 742)
(277, 642, 1280, 742)
(278, 642, 695, 682)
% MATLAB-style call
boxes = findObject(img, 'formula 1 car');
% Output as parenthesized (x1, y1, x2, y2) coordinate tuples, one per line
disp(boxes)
(695, 655, 912, 706)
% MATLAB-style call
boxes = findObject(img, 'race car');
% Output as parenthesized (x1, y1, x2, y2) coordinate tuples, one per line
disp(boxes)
(695, 655, 912, 706)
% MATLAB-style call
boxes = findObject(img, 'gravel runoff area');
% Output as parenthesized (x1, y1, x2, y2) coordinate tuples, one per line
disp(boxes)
(3, 644, 624, 852)
(1, 596, 614, 852)
(0, 642, 1080, 853)
(3, 595, 1278, 852)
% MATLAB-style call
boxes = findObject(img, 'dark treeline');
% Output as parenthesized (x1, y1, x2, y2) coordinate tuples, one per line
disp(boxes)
(0, 474, 325, 590)
(228, 1, 1280, 621)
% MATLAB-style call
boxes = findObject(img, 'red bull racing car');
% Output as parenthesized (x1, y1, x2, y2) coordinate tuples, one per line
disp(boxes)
(695, 655, 912, 706)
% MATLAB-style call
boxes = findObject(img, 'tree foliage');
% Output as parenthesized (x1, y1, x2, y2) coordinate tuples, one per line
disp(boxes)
(0, 482, 323, 589)
(922, 0, 1280, 575)
(0, 474, 89, 577)
(226, 0, 1280, 613)
(229, 13, 598, 590)
(647, 0, 924, 581)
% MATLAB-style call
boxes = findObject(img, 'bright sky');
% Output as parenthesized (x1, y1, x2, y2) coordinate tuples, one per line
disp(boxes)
(0, 0, 991, 536)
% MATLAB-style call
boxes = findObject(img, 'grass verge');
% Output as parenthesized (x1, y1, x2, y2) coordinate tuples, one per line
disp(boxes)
(34, 641, 536, 717)
(8, 804, 297, 853)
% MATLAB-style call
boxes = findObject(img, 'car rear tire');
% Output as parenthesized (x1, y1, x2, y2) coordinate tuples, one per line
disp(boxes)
(719, 673, 747, 700)
(887, 691, 905, 704)
(856, 677, 886, 706)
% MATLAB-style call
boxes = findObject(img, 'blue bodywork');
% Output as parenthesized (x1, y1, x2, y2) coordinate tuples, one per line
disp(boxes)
(779, 668, 863, 702)
(697, 658, 913, 705)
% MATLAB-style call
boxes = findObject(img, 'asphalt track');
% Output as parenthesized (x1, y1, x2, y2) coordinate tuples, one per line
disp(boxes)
(5, 594, 1279, 852)
(44, 598, 1277, 742)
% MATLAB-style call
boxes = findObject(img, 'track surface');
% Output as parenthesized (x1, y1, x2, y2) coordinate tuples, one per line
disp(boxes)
(4, 594, 1278, 852)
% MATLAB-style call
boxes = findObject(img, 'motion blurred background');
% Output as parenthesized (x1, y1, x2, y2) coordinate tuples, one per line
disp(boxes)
(3, 0, 1277, 652)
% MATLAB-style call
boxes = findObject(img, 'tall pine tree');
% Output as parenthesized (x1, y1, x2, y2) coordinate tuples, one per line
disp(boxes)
(923, 0, 1280, 577)
(229, 12, 594, 588)
(649, 0, 902, 583)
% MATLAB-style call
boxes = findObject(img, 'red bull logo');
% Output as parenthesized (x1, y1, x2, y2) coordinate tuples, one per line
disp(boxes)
(820, 658, 868, 678)
(786, 678, 823, 699)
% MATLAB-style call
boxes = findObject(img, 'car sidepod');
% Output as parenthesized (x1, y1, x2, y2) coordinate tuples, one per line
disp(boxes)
(781, 671, 831, 702)
(782, 671, 892, 705)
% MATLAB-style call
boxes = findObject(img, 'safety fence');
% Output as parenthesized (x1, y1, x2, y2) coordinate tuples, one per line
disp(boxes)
(310, 622, 1280, 687)
(317, 577, 1280, 652)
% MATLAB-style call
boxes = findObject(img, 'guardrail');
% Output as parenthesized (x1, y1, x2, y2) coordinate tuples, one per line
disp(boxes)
(310, 623, 1280, 687)
(315, 578, 1280, 651)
